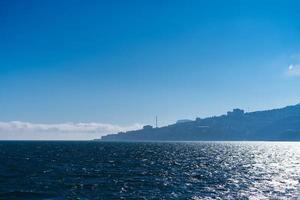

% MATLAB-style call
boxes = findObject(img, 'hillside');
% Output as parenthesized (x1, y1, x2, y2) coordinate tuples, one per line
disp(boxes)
(100, 104, 300, 141)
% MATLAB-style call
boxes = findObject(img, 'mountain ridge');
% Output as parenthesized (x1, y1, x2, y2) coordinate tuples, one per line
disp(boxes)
(100, 103, 300, 141)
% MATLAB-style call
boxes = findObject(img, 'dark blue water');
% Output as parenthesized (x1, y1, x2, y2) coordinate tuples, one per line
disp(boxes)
(1, 141, 300, 199)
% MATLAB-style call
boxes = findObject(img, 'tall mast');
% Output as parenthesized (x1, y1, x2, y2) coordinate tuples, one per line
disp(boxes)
(155, 116, 158, 128)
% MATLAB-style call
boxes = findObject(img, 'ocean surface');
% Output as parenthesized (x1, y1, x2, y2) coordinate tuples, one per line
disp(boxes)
(1, 141, 300, 199)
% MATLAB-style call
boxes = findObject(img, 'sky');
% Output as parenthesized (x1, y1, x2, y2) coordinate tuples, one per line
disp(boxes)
(0, 0, 300, 140)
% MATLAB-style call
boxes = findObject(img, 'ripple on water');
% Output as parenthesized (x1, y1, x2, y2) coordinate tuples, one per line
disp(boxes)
(0, 141, 300, 199)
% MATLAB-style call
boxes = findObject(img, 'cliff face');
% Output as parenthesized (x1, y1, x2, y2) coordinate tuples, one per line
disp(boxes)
(101, 104, 300, 141)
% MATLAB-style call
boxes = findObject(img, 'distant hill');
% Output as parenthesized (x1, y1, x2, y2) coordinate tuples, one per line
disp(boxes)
(100, 104, 300, 141)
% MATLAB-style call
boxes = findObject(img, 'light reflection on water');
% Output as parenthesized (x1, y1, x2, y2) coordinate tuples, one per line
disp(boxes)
(0, 141, 300, 199)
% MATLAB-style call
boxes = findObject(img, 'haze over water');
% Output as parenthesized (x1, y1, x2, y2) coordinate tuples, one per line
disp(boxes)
(1, 141, 300, 199)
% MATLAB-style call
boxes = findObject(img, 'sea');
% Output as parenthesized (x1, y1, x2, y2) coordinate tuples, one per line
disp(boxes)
(1, 141, 300, 199)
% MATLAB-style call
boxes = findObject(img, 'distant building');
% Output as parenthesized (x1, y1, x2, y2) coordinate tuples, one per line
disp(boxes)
(176, 119, 193, 124)
(195, 117, 202, 122)
(143, 125, 153, 130)
(227, 108, 244, 117)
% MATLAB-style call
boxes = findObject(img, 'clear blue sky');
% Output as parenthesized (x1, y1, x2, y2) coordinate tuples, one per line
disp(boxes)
(1, 0, 300, 129)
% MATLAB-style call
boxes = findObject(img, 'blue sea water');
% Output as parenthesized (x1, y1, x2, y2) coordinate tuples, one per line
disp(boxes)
(1, 141, 300, 199)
